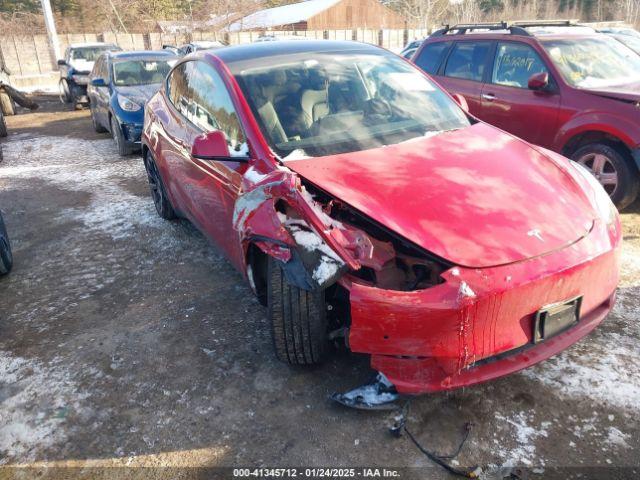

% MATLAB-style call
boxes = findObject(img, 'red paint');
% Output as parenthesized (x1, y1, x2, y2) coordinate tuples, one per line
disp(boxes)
(143, 41, 621, 395)
(413, 34, 640, 154)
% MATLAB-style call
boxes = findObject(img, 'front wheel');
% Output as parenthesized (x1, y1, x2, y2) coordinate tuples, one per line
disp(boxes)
(111, 115, 133, 156)
(267, 256, 329, 365)
(572, 143, 639, 210)
(0, 90, 15, 116)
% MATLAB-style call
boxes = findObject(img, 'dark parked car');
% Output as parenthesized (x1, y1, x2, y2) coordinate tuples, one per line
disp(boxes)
(400, 39, 424, 59)
(58, 42, 121, 108)
(88, 50, 177, 155)
(163, 41, 226, 56)
(140, 41, 619, 400)
(0, 210, 12, 275)
(413, 21, 640, 208)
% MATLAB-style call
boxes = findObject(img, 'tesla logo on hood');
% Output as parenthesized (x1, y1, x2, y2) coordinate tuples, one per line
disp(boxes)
(527, 229, 544, 242)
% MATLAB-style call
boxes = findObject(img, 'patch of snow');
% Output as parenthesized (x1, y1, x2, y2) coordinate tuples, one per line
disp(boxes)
(227, 0, 341, 31)
(493, 411, 548, 467)
(605, 427, 630, 449)
(0, 351, 88, 463)
(288, 224, 345, 286)
(243, 168, 267, 184)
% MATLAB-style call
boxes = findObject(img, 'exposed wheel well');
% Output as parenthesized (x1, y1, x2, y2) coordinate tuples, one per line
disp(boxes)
(562, 131, 632, 161)
(247, 243, 268, 306)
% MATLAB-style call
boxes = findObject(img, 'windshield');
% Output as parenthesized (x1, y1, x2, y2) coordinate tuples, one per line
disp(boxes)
(542, 36, 640, 88)
(71, 46, 115, 62)
(615, 34, 640, 54)
(233, 50, 470, 158)
(113, 59, 175, 86)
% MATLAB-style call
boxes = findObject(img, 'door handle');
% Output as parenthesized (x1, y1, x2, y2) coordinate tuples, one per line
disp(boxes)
(482, 93, 496, 101)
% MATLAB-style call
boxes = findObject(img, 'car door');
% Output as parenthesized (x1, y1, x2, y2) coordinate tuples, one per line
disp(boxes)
(480, 41, 560, 148)
(167, 60, 249, 266)
(428, 40, 492, 116)
(95, 56, 111, 127)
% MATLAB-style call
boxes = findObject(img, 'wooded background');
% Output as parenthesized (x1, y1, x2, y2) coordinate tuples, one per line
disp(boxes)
(0, 0, 638, 33)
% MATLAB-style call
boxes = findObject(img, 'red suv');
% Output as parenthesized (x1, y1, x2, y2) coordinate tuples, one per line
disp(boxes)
(413, 21, 640, 208)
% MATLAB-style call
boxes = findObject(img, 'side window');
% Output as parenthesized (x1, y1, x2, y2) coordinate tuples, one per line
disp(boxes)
(167, 63, 191, 117)
(189, 61, 246, 155)
(443, 41, 492, 82)
(414, 42, 451, 74)
(491, 42, 549, 89)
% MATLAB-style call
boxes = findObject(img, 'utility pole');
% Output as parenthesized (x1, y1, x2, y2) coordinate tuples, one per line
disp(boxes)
(40, 0, 61, 62)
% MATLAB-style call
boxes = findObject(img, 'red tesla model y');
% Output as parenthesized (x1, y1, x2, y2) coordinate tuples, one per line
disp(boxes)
(142, 41, 620, 398)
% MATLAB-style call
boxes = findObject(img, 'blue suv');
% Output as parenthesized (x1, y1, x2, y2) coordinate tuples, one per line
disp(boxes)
(88, 50, 177, 155)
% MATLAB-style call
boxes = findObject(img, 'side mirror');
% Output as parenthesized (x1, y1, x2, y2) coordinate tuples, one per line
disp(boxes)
(191, 130, 249, 162)
(528, 72, 549, 91)
(452, 93, 469, 113)
(91, 78, 107, 87)
(57, 59, 66, 66)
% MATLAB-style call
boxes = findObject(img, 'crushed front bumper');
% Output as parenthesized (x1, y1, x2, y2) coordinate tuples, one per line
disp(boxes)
(344, 219, 621, 394)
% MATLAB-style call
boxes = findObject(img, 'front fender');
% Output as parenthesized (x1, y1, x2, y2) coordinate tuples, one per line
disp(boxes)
(554, 111, 640, 153)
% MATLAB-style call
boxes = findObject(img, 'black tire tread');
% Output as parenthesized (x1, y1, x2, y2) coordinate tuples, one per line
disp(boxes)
(0, 212, 13, 275)
(268, 257, 328, 365)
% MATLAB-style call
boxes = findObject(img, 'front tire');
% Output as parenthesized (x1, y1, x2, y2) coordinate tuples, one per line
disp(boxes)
(143, 151, 176, 220)
(111, 115, 133, 156)
(0, 90, 15, 116)
(0, 212, 13, 275)
(267, 256, 329, 365)
(571, 143, 639, 210)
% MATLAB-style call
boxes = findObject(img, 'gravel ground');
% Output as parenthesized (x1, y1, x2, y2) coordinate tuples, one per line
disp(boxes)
(0, 97, 639, 479)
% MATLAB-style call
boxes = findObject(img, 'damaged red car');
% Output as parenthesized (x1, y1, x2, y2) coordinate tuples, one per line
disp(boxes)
(141, 41, 620, 402)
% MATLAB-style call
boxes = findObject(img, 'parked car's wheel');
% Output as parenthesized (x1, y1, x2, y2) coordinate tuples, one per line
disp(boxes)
(143, 151, 176, 220)
(572, 143, 639, 210)
(91, 106, 107, 133)
(111, 115, 133, 156)
(59, 79, 72, 104)
(0, 90, 15, 116)
(0, 211, 13, 275)
(0, 110, 7, 138)
(267, 256, 329, 365)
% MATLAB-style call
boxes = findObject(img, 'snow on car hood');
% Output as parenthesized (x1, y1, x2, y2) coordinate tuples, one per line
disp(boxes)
(69, 59, 95, 74)
(285, 123, 595, 268)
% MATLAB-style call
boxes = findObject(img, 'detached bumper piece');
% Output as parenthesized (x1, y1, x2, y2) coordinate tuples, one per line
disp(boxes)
(330, 373, 399, 410)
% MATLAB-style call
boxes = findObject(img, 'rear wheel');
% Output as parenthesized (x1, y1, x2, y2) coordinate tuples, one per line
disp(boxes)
(143, 151, 176, 220)
(572, 143, 639, 210)
(111, 115, 133, 156)
(267, 256, 329, 365)
(0, 212, 13, 275)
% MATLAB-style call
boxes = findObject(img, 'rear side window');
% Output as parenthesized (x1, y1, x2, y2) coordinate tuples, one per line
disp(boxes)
(491, 42, 549, 88)
(167, 62, 191, 116)
(414, 41, 451, 74)
(444, 41, 492, 82)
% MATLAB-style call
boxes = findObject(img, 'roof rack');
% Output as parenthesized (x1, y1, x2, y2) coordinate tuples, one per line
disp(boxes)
(430, 19, 585, 37)
(431, 22, 530, 37)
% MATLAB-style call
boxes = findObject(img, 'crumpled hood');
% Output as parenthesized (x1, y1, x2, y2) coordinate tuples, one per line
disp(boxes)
(115, 84, 162, 104)
(285, 123, 595, 268)
(581, 81, 640, 103)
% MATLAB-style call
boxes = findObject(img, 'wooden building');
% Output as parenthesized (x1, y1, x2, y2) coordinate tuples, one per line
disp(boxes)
(228, 0, 406, 31)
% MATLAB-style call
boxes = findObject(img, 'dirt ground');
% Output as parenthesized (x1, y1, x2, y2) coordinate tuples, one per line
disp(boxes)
(0, 96, 639, 480)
